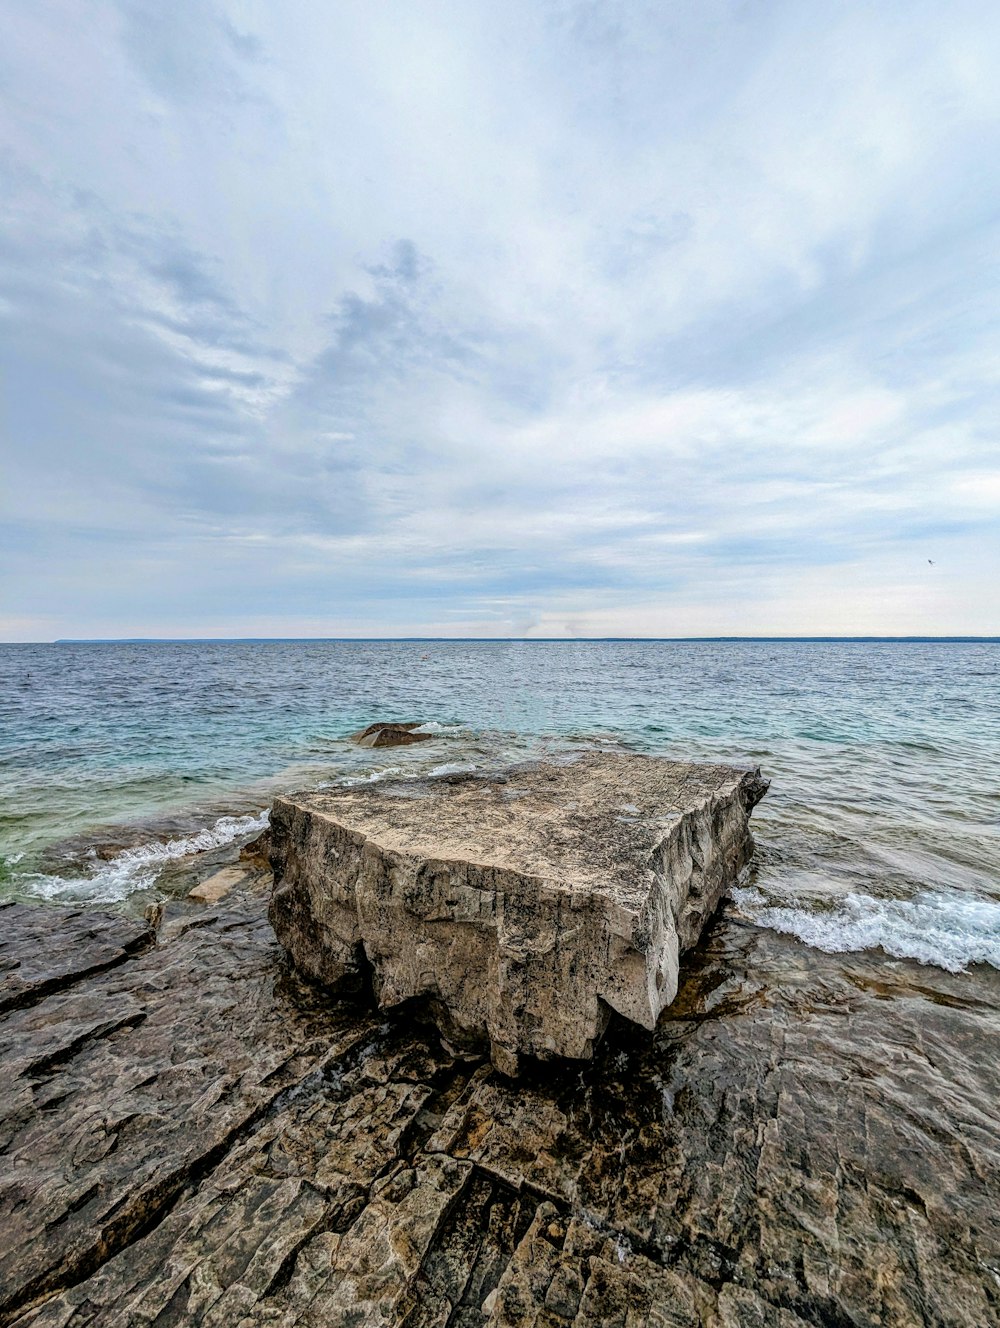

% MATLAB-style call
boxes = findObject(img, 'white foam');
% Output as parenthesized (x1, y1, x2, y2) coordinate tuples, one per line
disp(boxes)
(411, 722, 465, 734)
(341, 766, 404, 786)
(427, 762, 477, 777)
(24, 811, 268, 906)
(732, 886, 1000, 973)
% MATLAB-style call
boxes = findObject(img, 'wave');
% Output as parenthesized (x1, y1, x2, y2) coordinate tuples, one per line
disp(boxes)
(340, 767, 404, 786)
(732, 886, 1000, 973)
(23, 811, 268, 906)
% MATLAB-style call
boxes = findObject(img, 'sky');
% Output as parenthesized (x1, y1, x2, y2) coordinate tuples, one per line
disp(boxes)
(1, 0, 999, 640)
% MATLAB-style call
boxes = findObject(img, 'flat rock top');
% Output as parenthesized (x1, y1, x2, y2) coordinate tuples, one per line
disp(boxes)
(281, 752, 756, 903)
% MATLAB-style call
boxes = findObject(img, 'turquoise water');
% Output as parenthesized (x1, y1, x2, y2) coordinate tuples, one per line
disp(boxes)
(1, 639, 998, 972)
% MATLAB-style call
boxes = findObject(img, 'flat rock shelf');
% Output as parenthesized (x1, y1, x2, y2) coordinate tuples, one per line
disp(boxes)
(3, 886, 998, 1327)
(269, 753, 769, 1074)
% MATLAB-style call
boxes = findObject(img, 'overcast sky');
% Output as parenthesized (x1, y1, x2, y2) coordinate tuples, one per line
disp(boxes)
(2, 0, 998, 639)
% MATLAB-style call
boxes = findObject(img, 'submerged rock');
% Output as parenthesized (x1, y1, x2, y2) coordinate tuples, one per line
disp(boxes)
(268, 753, 768, 1073)
(347, 721, 435, 748)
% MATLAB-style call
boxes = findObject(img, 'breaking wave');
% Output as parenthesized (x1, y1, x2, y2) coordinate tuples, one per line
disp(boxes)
(340, 766, 404, 786)
(732, 886, 1000, 973)
(24, 811, 268, 906)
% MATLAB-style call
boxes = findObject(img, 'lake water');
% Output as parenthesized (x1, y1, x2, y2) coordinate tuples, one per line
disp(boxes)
(1, 639, 998, 977)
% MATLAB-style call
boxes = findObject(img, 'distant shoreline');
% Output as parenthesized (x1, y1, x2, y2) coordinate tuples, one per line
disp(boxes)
(21, 635, 1000, 645)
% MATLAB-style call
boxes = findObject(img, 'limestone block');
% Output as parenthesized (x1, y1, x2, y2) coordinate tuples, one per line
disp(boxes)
(269, 754, 768, 1073)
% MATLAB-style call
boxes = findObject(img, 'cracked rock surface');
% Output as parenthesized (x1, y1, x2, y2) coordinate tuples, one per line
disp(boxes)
(1, 881, 997, 1327)
(269, 754, 768, 1072)
(0, 901, 154, 1014)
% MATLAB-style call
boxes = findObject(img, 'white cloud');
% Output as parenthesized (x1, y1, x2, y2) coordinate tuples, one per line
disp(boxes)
(1, 0, 999, 638)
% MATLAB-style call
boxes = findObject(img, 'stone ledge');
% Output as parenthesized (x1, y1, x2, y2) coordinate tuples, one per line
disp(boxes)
(3, 893, 996, 1327)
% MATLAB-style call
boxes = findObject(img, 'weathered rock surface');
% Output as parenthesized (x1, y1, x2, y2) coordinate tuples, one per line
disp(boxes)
(348, 722, 435, 748)
(0, 900, 153, 1014)
(1, 888, 997, 1327)
(269, 754, 768, 1072)
(239, 828, 272, 868)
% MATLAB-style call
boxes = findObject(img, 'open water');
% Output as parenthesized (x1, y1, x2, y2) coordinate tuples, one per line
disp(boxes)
(1, 639, 998, 978)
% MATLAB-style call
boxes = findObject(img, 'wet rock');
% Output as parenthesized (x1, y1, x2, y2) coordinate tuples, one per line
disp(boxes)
(269, 754, 769, 1073)
(0, 893, 381, 1323)
(348, 722, 435, 748)
(0, 896, 997, 1327)
(0, 903, 153, 1015)
(188, 865, 248, 903)
(143, 900, 164, 932)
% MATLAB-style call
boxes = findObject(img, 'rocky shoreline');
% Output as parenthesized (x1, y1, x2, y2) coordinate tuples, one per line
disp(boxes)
(1, 773, 998, 1326)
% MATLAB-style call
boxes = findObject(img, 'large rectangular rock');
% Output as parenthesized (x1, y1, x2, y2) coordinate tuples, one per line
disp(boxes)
(269, 753, 768, 1074)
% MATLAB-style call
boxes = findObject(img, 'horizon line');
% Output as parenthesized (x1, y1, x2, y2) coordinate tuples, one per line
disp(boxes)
(9, 634, 999, 645)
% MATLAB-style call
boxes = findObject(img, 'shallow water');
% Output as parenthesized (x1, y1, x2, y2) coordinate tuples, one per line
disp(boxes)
(1, 639, 998, 977)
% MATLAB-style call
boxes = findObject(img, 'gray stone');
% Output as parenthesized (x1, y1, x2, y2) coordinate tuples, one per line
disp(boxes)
(348, 722, 435, 748)
(268, 754, 768, 1072)
(1, 890, 998, 1327)
(0, 903, 153, 1015)
(0, 890, 377, 1323)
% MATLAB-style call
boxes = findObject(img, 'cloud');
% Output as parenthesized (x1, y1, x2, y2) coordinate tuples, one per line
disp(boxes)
(1, 0, 999, 638)
(114, 0, 265, 104)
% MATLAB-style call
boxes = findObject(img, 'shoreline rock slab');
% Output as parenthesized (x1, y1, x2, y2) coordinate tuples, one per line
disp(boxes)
(0, 902, 153, 1015)
(3, 893, 997, 1328)
(188, 865, 249, 903)
(0, 892, 378, 1324)
(268, 753, 768, 1073)
(5, 745, 993, 1326)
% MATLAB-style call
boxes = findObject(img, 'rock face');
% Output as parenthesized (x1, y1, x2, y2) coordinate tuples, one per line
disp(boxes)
(1, 888, 997, 1327)
(269, 754, 768, 1073)
(239, 828, 271, 867)
(348, 722, 435, 748)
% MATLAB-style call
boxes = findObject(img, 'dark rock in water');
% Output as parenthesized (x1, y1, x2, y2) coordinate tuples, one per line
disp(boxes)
(269, 754, 769, 1074)
(0, 889, 997, 1326)
(347, 721, 435, 748)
